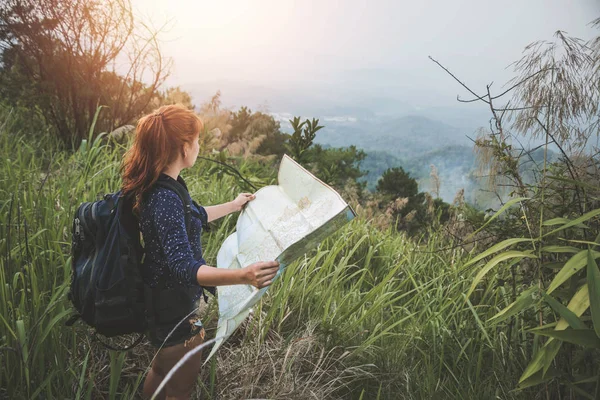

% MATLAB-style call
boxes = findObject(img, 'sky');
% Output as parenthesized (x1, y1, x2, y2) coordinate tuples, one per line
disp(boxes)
(131, 0, 600, 110)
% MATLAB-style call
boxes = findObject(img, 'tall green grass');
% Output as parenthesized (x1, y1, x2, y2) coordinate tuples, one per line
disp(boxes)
(0, 108, 539, 399)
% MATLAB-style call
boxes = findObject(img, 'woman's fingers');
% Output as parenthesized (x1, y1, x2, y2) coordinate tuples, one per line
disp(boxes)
(257, 262, 279, 272)
(256, 269, 278, 282)
(234, 193, 257, 211)
(260, 260, 279, 268)
(258, 269, 278, 287)
(246, 260, 279, 288)
(257, 274, 275, 286)
(253, 261, 279, 271)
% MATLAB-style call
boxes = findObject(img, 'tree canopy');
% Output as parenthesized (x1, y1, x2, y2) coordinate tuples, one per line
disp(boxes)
(0, 0, 170, 146)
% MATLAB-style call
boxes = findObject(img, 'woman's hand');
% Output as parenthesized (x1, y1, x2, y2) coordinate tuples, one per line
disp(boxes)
(231, 192, 256, 212)
(242, 261, 280, 289)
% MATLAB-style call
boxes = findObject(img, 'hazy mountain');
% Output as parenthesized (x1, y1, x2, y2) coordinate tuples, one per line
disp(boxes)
(358, 145, 477, 202)
(313, 114, 471, 159)
(185, 81, 555, 207)
(186, 79, 490, 130)
(403, 145, 477, 203)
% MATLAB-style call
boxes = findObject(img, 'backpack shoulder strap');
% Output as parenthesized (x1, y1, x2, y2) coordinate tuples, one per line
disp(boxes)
(154, 179, 192, 237)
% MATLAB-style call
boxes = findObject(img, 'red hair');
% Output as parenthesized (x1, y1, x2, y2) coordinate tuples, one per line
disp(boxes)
(121, 104, 203, 217)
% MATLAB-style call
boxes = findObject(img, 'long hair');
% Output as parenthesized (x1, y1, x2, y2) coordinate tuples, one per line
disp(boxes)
(121, 104, 203, 217)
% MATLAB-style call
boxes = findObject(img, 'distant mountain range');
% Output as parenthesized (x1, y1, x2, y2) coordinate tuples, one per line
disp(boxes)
(280, 112, 480, 203)
(313, 114, 471, 157)
(358, 144, 477, 203)
(271, 112, 473, 152)
(185, 82, 559, 208)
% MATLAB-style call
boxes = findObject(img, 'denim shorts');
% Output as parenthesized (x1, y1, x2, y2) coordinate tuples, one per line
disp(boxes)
(146, 288, 204, 348)
(147, 315, 204, 348)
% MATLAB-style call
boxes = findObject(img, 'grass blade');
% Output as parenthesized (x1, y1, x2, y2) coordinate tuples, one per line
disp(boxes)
(547, 250, 600, 294)
(520, 284, 590, 383)
(542, 292, 586, 329)
(466, 197, 530, 240)
(534, 329, 600, 348)
(587, 249, 600, 338)
(467, 251, 536, 298)
(543, 208, 600, 238)
(489, 286, 537, 324)
(462, 237, 534, 269)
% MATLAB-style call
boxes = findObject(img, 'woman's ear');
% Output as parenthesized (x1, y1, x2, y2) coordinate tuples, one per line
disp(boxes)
(182, 142, 189, 159)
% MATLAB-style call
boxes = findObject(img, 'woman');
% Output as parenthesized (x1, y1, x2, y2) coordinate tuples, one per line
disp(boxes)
(121, 104, 279, 399)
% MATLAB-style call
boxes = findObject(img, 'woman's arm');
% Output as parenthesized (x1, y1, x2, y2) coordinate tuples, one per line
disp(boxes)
(204, 202, 236, 223)
(196, 261, 279, 288)
(204, 193, 255, 222)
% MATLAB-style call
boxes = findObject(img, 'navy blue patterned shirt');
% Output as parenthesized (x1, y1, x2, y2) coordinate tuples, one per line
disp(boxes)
(139, 174, 214, 302)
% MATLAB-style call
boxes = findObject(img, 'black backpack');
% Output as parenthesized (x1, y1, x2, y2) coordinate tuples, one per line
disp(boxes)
(67, 177, 198, 347)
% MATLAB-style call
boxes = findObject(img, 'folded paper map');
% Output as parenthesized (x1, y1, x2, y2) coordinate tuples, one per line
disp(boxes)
(204, 155, 356, 363)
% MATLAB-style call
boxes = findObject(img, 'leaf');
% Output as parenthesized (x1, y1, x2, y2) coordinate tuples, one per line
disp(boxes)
(37, 309, 72, 347)
(30, 371, 58, 399)
(587, 249, 600, 338)
(542, 292, 586, 329)
(543, 217, 570, 226)
(518, 367, 561, 390)
(543, 208, 600, 238)
(462, 238, 534, 269)
(572, 376, 598, 385)
(543, 217, 588, 229)
(489, 286, 537, 324)
(466, 197, 530, 240)
(87, 105, 105, 142)
(542, 340, 563, 378)
(467, 251, 537, 298)
(0, 312, 17, 340)
(464, 295, 493, 348)
(565, 384, 596, 400)
(520, 284, 590, 383)
(76, 351, 90, 400)
(520, 338, 562, 383)
(547, 175, 600, 191)
(540, 245, 580, 254)
(534, 329, 600, 348)
(559, 239, 600, 247)
(556, 284, 590, 330)
(547, 250, 600, 294)
(527, 322, 559, 332)
(543, 261, 566, 270)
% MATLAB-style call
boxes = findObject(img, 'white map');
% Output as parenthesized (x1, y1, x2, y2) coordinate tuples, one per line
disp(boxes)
(204, 155, 355, 363)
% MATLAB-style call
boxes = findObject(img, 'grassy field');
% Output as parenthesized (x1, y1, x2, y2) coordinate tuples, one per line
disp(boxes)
(0, 109, 539, 399)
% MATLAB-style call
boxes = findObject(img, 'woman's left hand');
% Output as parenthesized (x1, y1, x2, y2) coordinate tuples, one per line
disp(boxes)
(232, 193, 256, 212)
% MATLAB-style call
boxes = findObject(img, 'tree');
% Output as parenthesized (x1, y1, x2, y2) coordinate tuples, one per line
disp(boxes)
(0, 0, 170, 146)
(306, 144, 367, 189)
(148, 86, 195, 111)
(221, 106, 289, 157)
(285, 117, 323, 163)
(229, 106, 253, 142)
(376, 167, 419, 200)
(198, 91, 230, 133)
(375, 167, 436, 234)
(253, 114, 289, 157)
